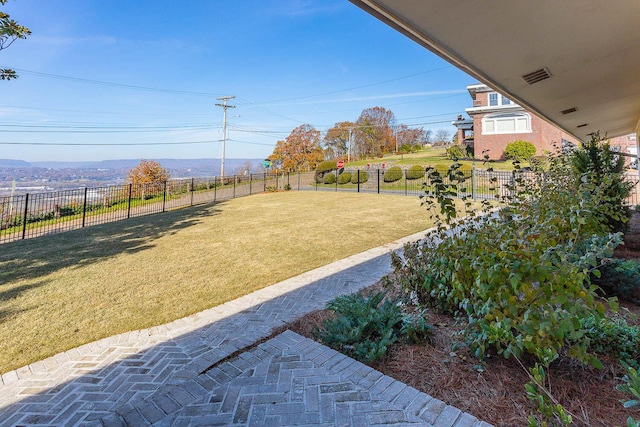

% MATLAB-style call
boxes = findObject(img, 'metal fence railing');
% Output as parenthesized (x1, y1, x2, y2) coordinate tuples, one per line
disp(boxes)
(0, 172, 313, 244)
(2, 168, 638, 244)
(312, 168, 640, 206)
(311, 168, 530, 200)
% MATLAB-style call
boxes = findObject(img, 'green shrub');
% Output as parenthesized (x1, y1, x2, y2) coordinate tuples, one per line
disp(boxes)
(316, 160, 337, 173)
(394, 150, 622, 367)
(323, 173, 336, 184)
(571, 131, 633, 232)
(528, 156, 549, 172)
(316, 160, 337, 183)
(406, 165, 425, 180)
(383, 166, 403, 182)
(433, 163, 471, 179)
(580, 315, 640, 364)
(337, 171, 352, 184)
(592, 258, 640, 303)
(351, 170, 368, 184)
(503, 140, 537, 161)
(314, 292, 431, 364)
(446, 145, 466, 160)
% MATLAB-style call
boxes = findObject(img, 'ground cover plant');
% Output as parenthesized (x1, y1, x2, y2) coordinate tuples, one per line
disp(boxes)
(0, 191, 437, 373)
(285, 136, 640, 425)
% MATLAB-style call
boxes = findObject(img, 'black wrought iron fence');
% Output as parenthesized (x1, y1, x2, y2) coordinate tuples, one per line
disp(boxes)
(2, 168, 638, 244)
(312, 167, 537, 200)
(0, 172, 306, 244)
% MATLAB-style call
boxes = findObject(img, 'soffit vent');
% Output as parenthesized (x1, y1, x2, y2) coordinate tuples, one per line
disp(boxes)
(561, 107, 578, 115)
(522, 67, 551, 85)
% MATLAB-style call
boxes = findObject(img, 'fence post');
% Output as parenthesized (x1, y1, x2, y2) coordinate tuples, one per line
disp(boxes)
(214, 176, 217, 202)
(249, 174, 252, 195)
(472, 165, 477, 199)
(82, 187, 88, 227)
(298, 172, 301, 190)
(21, 193, 29, 240)
(276, 173, 279, 190)
(357, 171, 360, 193)
(191, 178, 195, 206)
(377, 170, 380, 194)
(127, 184, 132, 218)
(405, 170, 408, 195)
(233, 175, 236, 198)
(162, 181, 167, 212)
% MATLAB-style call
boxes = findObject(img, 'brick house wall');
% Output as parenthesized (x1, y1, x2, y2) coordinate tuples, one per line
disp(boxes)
(473, 114, 579, 159)
(462, 84, 580, 160)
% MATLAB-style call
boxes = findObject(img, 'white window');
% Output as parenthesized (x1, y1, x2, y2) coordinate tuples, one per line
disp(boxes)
(482, 113, 531, 135)
(487, 92, 512, 107)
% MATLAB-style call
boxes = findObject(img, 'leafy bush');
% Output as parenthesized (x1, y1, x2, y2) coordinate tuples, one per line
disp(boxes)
(592, 258, 640, 303)
(337, 171, 352, 184)
(528, 156, 549, 173)
(580, 315, 640, 364)
(383, 166, 403, 182)
(571, 131, 633, 232)
(446, 145, 467, 160)
(503, 140, 536, 161)
(433, 163, 471, 179)
(314, 292, 431, 364)
(316, 160, 337, 173)
(315, 160, 337, 183)
(323, 173, 336, 184)
(394, 149, 622, 367)
(406, 165, 425, 180)
(351, 170, 368, 184)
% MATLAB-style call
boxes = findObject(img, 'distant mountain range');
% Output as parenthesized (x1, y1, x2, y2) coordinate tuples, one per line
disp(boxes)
(0, 158, 264, 172)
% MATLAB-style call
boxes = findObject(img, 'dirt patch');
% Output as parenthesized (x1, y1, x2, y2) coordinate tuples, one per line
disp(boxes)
(274, 212, 640, 426)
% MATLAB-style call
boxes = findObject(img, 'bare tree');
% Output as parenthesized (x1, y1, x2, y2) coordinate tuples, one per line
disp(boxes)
(434, 129, 453, 146)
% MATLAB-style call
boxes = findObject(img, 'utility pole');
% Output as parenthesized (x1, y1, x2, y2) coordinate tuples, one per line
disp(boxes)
(347, 127, 352, 163)
(215, 95, 236, 178)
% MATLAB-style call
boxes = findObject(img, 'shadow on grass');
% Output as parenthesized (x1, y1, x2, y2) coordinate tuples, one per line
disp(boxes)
(0, 202, 225, 290)
(0, 249, 398, 425)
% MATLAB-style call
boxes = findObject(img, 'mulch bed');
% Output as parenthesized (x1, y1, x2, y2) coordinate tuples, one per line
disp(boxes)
(273, 211, 640, 426)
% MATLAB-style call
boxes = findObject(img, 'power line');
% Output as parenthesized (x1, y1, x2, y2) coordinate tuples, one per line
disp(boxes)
(6, 68, 224, 97)
(253, 66, 452, 104)
(0, 140, 219, 146)
(228, 139, 276, 147)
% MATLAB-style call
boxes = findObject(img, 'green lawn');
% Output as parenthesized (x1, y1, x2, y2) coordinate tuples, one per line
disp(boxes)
(0, 191, 437, 373)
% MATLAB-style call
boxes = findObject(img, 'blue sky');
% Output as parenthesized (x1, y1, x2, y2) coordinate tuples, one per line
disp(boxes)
(0, 0, 476, 162)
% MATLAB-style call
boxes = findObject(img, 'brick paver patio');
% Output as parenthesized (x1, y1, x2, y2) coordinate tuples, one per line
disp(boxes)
(0, 228, 492, 426)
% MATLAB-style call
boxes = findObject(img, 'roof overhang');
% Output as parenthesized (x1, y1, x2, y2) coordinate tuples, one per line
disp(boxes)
(349, 0, 640, 142)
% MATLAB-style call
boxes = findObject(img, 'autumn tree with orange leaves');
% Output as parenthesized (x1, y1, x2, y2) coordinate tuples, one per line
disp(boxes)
(126, 159, 170, 200)
(269, 124, 323, 172)
(323, 121, 354, 160)
(354, 107, 395, 159)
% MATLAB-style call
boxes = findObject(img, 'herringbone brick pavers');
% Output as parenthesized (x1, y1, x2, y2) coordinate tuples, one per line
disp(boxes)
(0, 227, 493, 426)
(121, 331, 489, 426)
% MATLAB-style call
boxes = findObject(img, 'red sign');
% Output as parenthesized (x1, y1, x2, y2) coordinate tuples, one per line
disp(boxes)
(337, 160, 344, 169)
